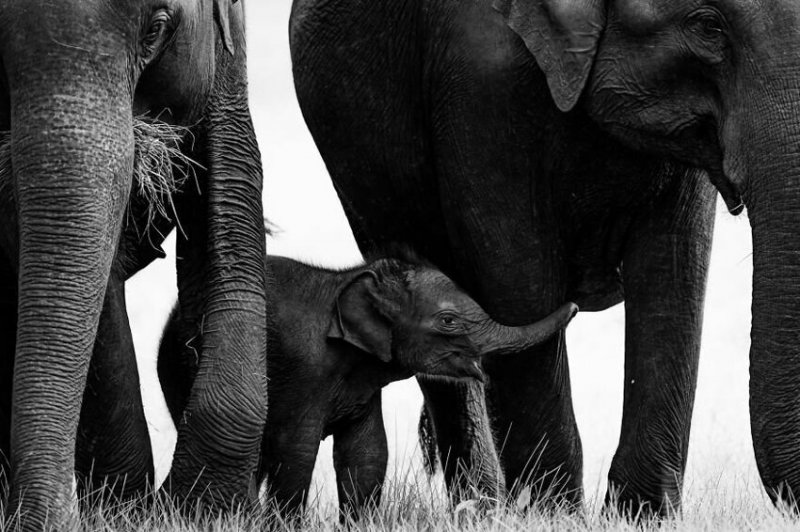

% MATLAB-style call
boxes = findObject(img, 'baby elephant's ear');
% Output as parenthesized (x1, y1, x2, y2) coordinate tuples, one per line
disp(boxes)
(328, 271, 392, 363)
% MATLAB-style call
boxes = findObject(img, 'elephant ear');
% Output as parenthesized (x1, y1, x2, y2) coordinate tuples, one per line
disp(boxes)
(214, 0, 237, 55)
(328, 271, 393, 363)
(493, 0, 606, 112)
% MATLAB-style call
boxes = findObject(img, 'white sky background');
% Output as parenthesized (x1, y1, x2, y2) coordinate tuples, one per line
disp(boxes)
(125, 1, 765, 506)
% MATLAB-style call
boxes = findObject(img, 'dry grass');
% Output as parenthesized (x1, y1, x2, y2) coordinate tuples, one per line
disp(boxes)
(1, 466, 798, 531)
(0, 117, 199, 243)
(130, 117, 199, 237)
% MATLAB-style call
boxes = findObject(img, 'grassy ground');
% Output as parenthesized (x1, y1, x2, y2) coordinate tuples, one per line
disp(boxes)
(2, 465, 797, 531)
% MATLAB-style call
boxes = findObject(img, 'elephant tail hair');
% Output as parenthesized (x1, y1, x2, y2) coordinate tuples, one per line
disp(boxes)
(418, 405, 440, 476)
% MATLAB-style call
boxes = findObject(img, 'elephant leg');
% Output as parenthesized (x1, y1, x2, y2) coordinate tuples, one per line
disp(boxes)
(75, 273, 154, 503)
(0, 256, 16, 498)
(156, 305, 199, 426)
(606, 172, 716, 517)
(263, 420, 323, 518)
(418, 378, 505, 501)
(416, 0, 583, 507)
(333, 395, 388, 520)
(484, 336, 582, 508)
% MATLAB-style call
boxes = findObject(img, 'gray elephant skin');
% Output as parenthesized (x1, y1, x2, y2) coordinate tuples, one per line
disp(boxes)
(0, 0, 267, 528)
(158, 253, 577, 518)
(290, 0, 800, 516)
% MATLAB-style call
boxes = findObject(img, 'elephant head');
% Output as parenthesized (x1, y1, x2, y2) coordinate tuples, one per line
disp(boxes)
(0, 0, 266, 526)
(329, 258, 578, 381)
(494, 0, 800, 506)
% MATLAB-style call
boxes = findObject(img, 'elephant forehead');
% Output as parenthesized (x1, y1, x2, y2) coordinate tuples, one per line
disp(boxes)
(410, 269, 476, 309)
(614, 0, 661, 28)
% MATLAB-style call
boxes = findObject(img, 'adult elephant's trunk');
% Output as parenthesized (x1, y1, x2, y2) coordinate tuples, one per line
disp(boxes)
(165, 16, 268, 504)
(3, 34, 133, 526)
(744, 87, 800, 506)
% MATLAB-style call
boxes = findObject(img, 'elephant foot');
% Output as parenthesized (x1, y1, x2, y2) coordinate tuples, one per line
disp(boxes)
(161, 475, 255, 516)
(162, 446, 261, 518)
(604, 474, 682, 520)
(443, 453, 507, 505)
(74, 409, 155, 510)
(507, 463, 583, 514)
(75, 458, 155, 513)
(764, 482, 800, 515)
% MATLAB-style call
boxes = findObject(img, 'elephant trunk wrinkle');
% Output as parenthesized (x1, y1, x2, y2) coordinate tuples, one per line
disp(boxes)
(477, 303, 578, 356)
(0, 117, 200, 243)
(744, 103, 800, 507)
(5, 61, 135, 527)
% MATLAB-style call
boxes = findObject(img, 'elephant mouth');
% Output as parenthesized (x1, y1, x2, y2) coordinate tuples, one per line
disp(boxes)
(0, 117, 199, 236)
(419, 354, 485, 383)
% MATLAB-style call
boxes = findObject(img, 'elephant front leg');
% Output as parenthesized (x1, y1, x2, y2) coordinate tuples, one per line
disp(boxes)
(263, 421, 323, 518)
(484, 336, 583, 509)
(606, 173, 716, 517)
(333, 395, 388, 520)
(75, 273, 154, 504)
(418, 378, 505, 502)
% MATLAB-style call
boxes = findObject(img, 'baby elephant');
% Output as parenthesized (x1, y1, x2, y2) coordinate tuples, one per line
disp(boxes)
(157, 254, 577, 518)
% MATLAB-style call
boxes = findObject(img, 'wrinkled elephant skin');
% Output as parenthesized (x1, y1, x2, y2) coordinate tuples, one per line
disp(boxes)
(290, 0, 800, 517)
(0, 0, 267, 528)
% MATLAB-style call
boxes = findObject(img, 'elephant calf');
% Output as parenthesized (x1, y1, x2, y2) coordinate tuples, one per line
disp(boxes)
(158, 252, 577, 517)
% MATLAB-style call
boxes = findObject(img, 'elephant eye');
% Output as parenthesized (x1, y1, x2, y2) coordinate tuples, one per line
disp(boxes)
(687, 9, 727, 38)
(434, 312, 463, 333)
(685, 8, 728, 65)
(700, 17, 723, 35)
(141, 10, 172, 59)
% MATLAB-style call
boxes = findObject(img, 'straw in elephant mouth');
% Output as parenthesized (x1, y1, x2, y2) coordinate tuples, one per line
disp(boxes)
(130, 118, 200, 235)
(0, 117, 200, 236)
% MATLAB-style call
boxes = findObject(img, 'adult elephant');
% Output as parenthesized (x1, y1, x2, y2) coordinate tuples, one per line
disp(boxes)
(0, 0, 267, 528)
(290, 0, 800, 516)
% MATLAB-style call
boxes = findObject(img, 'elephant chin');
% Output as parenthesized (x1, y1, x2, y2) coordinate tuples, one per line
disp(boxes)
(0, 117, 198, 235)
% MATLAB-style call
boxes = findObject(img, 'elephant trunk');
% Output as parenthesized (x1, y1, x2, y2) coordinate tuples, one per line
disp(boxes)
(165, 37, 269, 504)
(744, 87, 800, 506)
(475, 302, 578, 356)
(3, 36, 133, 526)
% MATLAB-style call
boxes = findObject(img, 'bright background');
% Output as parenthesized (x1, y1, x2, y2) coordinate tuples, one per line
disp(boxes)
(125, 1, 763, 507)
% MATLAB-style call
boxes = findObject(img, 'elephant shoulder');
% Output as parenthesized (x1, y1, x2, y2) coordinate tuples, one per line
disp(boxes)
(424, 0, 537, 77)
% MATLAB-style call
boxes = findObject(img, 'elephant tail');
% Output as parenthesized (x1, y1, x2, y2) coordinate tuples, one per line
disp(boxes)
(418, 405, 440, 476)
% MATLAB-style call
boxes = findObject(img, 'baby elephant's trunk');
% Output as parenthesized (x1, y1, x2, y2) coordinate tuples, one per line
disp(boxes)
(476, 303, 578, 356)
